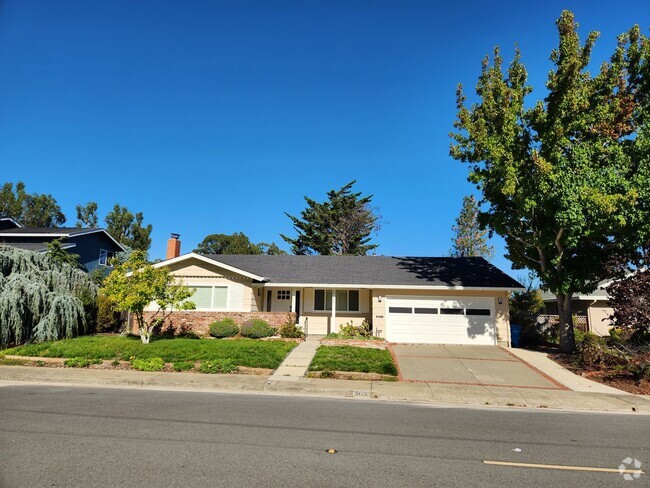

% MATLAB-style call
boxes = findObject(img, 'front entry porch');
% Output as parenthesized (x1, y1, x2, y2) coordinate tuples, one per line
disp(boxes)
(260, 286, 372, 337)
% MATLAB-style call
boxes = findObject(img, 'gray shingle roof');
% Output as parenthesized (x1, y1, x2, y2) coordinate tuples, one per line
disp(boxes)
(0, 242, 77, 252)
(0, 227, 98, 235)
(202, 254, 523, 288)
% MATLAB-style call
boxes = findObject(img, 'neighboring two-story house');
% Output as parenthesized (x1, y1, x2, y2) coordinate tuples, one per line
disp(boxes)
(0, 217, 125, 272)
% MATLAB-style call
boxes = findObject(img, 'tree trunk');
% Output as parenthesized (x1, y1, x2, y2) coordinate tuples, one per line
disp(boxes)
(557, 293, 576, 353)
(140, 331, 151, 344)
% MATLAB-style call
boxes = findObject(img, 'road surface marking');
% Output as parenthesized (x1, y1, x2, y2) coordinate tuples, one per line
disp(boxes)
(483, 460, 645, 475)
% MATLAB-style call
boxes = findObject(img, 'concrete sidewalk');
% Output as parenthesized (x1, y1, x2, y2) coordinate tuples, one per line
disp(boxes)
(269, 340, 320, 381)
(506, 347, 627, 394)
(1, 365, 648, 414)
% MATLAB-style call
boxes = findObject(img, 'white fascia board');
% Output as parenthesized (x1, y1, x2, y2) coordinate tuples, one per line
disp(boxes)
(3, 233, 69, 237)
(0, 217, 22, 228)
(1, 228, 126, 252)
(544, 294, 610, 302)
(262, 283, 523, 291)
(152, 253, 267, 281)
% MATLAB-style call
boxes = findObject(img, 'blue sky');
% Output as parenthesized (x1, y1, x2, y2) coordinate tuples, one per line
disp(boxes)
(1, 1, 648, 277)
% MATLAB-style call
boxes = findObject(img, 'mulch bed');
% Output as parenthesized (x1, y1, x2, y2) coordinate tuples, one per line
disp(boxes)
(1, 356, 273, 375)
(548, 352, 650, 395)
(319, 339, 387, 349)
(306, 370, 396, 381)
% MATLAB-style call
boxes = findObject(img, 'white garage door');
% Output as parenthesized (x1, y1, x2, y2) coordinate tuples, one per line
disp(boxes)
(385, 296, 496, 345)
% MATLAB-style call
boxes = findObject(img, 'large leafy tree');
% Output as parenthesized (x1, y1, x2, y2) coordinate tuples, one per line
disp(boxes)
(450, 11, 649, 352)
(75, 202, 99, 228)
(450, 195, 494, 259)
(194, 232, 286, 255)
(105, 204, 153, 252)
(0, 182, 65, 227)
(282, 180, 380, 255)
(0, 182, 27, 220)
(103, 251, 195, 344)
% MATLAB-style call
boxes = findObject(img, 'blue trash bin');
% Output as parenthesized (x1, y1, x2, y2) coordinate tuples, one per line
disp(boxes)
(510, 324, 522, 348)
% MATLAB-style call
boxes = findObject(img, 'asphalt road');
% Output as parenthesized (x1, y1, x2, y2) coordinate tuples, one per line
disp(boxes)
(0, 385, 647, 488)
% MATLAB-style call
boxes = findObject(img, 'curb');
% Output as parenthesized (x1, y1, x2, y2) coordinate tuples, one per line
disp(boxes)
(1, 365, 648, 416)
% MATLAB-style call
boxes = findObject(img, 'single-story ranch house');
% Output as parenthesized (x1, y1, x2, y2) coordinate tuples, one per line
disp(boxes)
(146, 235, 523, 346)
(541, 281, 614, 336)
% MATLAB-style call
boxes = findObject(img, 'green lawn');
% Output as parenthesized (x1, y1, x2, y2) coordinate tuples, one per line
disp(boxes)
(308, 345, 398, 376)
(3, 336, 298, 369)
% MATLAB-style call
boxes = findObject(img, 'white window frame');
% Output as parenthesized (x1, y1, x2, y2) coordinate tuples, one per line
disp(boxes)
(98, 249, 114, 267)
(276, 290, 290, 300)
(186, 284, 229, 311)
(314, 289, 360, 312)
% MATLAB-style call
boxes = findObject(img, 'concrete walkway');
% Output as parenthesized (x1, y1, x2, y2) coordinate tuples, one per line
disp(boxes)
(506, 347, 628, 394)
(269, 339, 320, 381)
(1, 365, 649, 414)
(391, 344, 563, 390)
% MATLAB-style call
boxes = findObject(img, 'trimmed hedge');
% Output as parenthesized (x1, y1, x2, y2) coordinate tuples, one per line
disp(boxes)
(209, 318, 240, 338)
(240, 319, 275, 339)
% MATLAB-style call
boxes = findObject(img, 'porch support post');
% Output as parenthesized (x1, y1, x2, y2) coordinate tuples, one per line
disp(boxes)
(291, 289, 296, 315)
(331, 289, 336, 334)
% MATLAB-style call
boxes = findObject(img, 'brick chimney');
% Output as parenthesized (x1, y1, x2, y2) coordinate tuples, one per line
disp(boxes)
(166, 233, 181, 260)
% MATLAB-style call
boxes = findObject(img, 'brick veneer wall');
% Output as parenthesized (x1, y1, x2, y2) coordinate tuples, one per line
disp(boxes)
(131, 311, 296, 336)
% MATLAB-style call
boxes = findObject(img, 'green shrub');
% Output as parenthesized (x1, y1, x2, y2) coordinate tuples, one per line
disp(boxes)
(278, 319, 304, 338)
(209, 318, 240, 338)
(577, 333, 627, 368)
(240, 319, 275, 339)
(173, 361, 195, 372)
(96, 292, 121, 332)
(574, 328, 587, 345)
(64, 357, 101, 368)
(198, 359, 237, 374)
(626, 359, 650, 382)
(339, 320, 372, 338)
(130, 357, 165, 371)
(577, 333, 607, 366)
(178, 331, 200, 339)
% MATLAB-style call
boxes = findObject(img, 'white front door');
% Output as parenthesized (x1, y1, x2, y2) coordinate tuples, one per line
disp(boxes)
(385, 296, 496, 345)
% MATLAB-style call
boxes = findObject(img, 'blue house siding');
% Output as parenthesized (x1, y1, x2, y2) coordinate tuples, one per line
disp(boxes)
(68, 232, 123, 272)
(0, 230, 124, 272)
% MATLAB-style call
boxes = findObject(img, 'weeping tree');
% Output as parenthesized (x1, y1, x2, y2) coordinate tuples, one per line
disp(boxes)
(102, 251, 195, 344)
(0, 246, 98, 348)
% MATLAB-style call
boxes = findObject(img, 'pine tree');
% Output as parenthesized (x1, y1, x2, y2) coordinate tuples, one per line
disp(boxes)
(450, 195, 494, 259)
(281, 181, 380, 255)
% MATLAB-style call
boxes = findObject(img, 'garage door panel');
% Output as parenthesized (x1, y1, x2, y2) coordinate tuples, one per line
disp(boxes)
(386, 296, 496, 345)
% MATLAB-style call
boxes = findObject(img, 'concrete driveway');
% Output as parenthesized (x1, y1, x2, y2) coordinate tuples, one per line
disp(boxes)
(391, 344, 566, 390)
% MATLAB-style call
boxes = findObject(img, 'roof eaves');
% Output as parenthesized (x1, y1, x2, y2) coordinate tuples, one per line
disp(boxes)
(153, 253, 268, 281)
(0, 217, 22, 228)
(68, 228, 126, 252)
